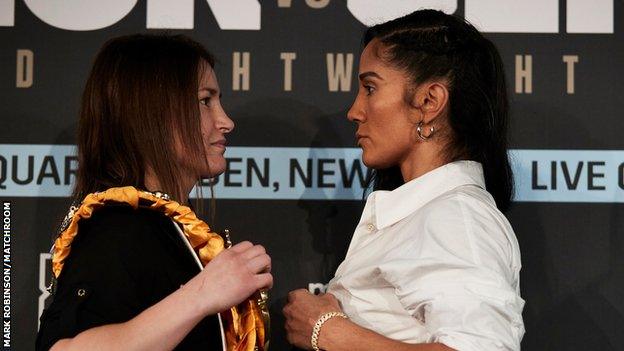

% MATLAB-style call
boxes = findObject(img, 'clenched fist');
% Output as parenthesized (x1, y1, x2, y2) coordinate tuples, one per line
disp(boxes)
(184, 241, 273, 314)
(283, 289, 343, 349)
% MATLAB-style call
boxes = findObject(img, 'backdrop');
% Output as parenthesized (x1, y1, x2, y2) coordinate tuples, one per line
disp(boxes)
(1, 1, 623, 350)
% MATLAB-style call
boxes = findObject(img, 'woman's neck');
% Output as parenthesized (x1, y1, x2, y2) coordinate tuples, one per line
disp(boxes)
(399, 143, 446, 182)
(144, 168, 193, 204)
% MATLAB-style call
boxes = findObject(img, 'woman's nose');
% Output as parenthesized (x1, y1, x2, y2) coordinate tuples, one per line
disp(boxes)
(347, 99, 364, 123)
(217, 107, 234, 133)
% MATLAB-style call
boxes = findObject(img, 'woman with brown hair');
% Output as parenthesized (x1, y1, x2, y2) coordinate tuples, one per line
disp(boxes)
(284, 9, 524, 351)
(36, 34, 271, 351)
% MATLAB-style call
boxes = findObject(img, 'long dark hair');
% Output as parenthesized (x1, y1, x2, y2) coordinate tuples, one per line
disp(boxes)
(74, 33, 215, 204)
(364, 9, 514, 211)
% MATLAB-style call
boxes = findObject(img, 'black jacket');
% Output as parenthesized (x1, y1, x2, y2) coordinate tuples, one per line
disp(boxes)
(36, 204, 223, 350)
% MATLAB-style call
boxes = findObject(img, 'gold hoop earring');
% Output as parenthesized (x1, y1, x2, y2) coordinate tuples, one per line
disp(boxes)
(417, 121, 435, 140)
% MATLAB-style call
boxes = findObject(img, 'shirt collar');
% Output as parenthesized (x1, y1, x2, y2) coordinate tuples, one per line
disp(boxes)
(368, 160, 486, 230)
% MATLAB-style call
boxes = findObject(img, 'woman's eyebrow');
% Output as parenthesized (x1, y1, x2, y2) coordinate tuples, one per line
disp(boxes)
(359, 71, 383, 81)
(198, 87, 222, 97)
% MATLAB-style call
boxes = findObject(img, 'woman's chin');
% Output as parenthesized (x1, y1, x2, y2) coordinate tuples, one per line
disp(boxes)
(201, 169, 225, 179)
(361, 152, 382, 169)
(362, 153, 396, 170)
(201, 158, 226, 178)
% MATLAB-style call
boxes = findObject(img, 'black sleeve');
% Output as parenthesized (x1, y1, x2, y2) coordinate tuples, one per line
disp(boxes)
(35, 205, 200, 351)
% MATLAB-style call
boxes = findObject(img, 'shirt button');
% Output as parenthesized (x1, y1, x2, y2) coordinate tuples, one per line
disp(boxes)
(366, 223, 375, 232)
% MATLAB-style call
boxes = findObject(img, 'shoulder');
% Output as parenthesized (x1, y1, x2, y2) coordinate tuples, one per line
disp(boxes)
(83, 203, 173, 230)
(59, 203, 196, 285)
(78, 204, 176, 242)
(405, 185, 520, 279)
(421, 185, 510, 232)
(418, 184, 513, 238)
(69, 204, 184, 263)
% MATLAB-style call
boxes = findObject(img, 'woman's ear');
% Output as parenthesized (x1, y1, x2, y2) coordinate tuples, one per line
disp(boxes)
(409, 81, 449, 124)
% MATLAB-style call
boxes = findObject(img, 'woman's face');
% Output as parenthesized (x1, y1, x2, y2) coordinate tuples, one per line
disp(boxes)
(196, 65, 234, 177)
(347, 40, 418, 169)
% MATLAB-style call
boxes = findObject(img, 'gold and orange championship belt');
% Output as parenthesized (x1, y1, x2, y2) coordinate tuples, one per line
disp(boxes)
(50, 186, 270, 351)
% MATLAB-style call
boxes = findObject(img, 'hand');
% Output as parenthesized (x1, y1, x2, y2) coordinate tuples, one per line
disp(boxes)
(184, 241, 273, 315)
(283, 289, 343, 349)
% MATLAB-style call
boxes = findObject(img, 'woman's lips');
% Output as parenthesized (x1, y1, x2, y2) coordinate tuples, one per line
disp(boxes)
(211, 139, 227, 149)
(356, 134, 368, 145)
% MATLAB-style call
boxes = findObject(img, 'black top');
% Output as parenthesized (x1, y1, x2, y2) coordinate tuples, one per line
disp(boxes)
(36, 204, 223, 350)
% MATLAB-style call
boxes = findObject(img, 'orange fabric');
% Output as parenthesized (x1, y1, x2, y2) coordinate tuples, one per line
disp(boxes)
(52, 186, 267, 351)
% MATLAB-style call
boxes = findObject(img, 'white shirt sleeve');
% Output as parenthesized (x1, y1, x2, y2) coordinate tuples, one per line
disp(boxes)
(379, 193, 525, 351)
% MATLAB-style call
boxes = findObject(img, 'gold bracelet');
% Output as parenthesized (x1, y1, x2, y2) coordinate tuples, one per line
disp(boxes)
(310, 311, 348, 351)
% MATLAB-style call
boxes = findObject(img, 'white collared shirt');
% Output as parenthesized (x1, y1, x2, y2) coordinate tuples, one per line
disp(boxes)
(327, 161, 525, 351)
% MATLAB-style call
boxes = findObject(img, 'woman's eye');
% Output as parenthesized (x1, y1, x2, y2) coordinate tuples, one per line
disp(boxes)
(199, 97, 210, 106)
(364, 85, 375, 95)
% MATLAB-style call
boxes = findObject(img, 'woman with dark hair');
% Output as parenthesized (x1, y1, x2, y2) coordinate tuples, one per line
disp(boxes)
(36, 34, 271, 351)
(284, 9, 524, 351)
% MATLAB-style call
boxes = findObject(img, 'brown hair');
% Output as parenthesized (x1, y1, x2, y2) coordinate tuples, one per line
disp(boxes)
(74, 33, 215, 203)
